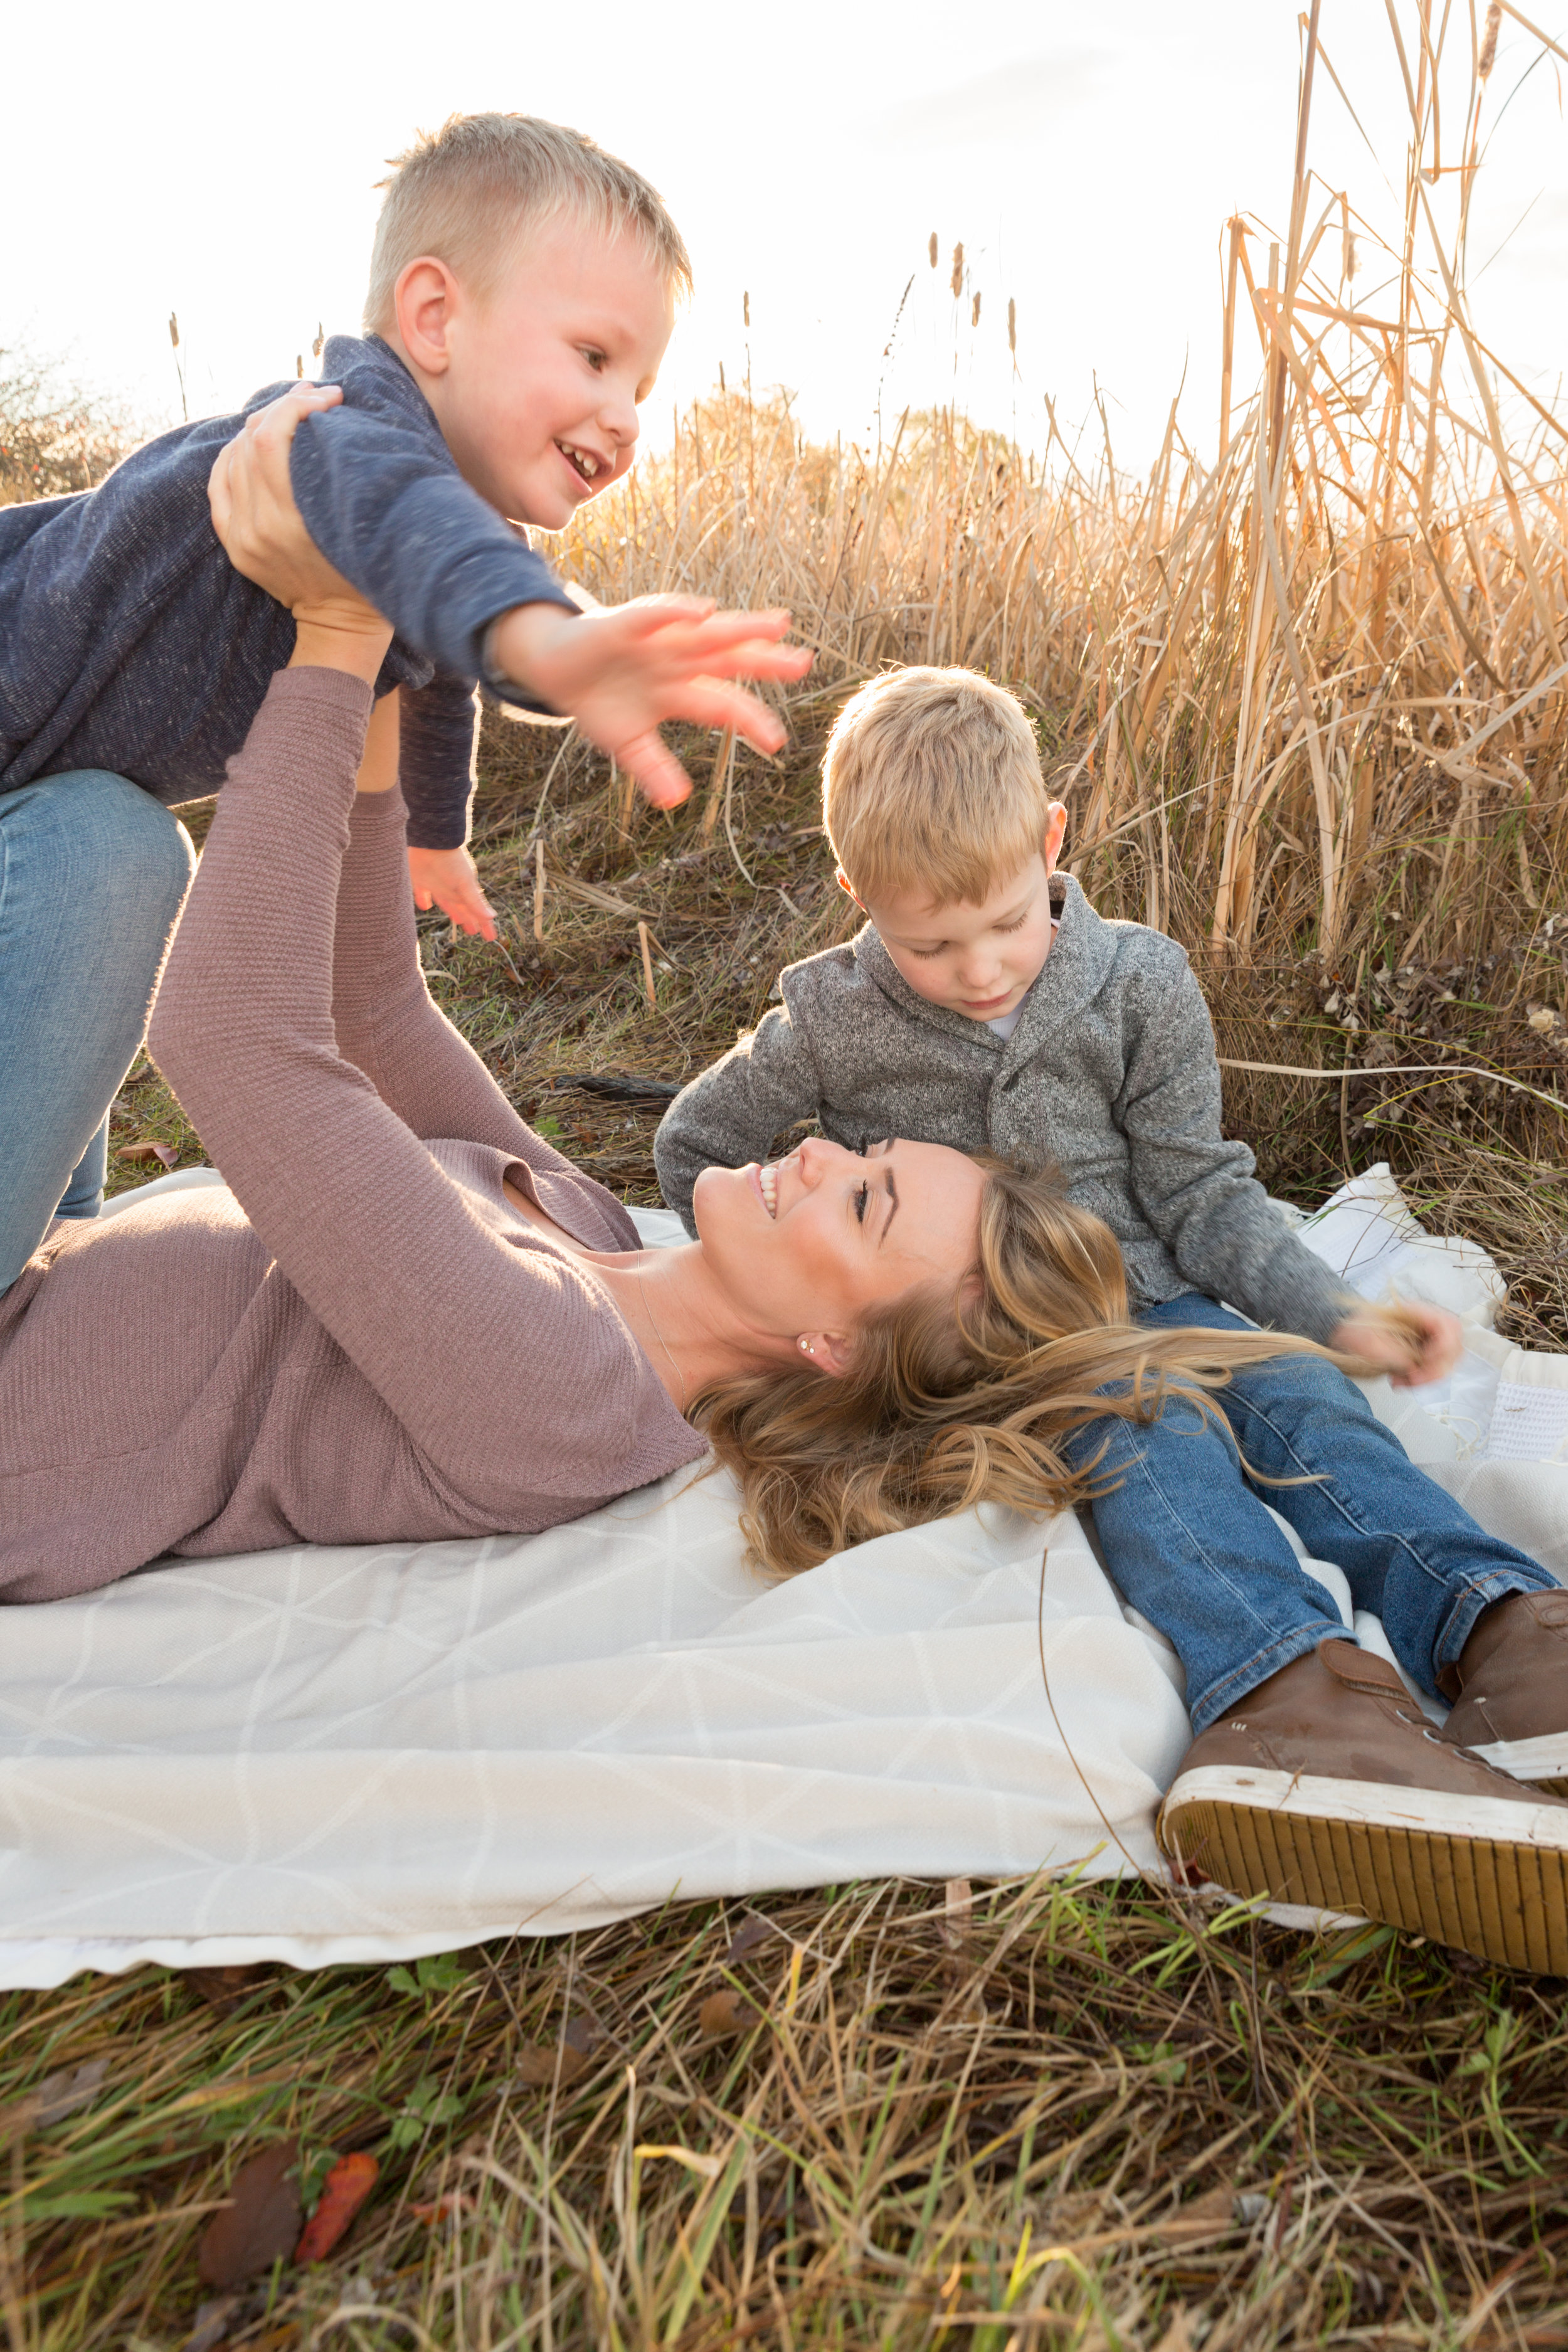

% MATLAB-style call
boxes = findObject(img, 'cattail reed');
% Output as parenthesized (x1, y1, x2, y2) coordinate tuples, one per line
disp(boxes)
(551, 8, 1568, 980)
(1479, 1, 1502, 78)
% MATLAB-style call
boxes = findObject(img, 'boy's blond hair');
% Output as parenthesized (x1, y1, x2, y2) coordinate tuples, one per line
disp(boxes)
(364, 113, 692, 334)
(822, 666, 1049, 908)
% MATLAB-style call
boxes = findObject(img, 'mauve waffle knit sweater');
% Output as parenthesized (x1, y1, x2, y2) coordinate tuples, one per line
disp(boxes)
(0, 667, 704, 1601)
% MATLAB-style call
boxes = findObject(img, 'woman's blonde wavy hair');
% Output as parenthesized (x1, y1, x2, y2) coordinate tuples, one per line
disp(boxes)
(694, 1155, 1389, 1580)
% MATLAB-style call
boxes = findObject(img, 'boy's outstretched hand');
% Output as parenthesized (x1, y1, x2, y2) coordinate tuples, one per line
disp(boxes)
(408, 844, 497, 940)
(1329, 1298, 1463, 1389)
(490, 598, 813, 809)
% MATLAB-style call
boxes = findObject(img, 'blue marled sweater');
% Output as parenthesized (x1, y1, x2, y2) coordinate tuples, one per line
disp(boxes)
(0, 334, 576, 849)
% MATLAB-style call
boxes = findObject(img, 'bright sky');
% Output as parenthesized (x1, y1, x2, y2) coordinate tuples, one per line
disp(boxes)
(6, 0, 1568, 470)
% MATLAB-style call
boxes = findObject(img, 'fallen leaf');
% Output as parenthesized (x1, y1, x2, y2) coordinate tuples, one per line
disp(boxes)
(698, 1989, 757, 2038)
(411, 2190, 475, 2224)
(32, 2058, 109, 2127)
(183, 2295, 244, 2352)
(117, 1141, 179, 1168)
(516, 2014, 599, 2089)
(1151, 2185, 1242, 2243)
(186, 1966, 267, 2013)
(1150, 2309, 1194, 2352)
(724, 1915, 780, 1965)
(295, 2150, 378, 2263)
(197, 2140, 302, 2289)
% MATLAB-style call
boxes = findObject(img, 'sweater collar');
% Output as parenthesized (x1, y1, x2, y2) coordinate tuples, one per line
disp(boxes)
(854, 874, 1120, 1053)
(323, 333, 443, 438)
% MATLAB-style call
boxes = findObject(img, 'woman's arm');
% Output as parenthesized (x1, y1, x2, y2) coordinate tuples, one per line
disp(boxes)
(150, 396, 691, 1507)
(211, 391, 629, 1211)
(147, 667, 681, 1507)
(329, 735, 590, 1183)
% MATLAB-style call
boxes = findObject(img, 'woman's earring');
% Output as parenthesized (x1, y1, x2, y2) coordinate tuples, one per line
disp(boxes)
(798, 1338, 813, 1355)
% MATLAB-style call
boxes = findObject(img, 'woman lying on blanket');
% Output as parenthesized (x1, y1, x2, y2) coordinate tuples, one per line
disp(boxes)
(4, 394, 1567, 1975)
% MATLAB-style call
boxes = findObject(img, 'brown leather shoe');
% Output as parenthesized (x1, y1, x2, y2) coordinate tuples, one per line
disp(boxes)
(1157, 1638, 1568, 1974)
(1439, 1590, 1568, 1792)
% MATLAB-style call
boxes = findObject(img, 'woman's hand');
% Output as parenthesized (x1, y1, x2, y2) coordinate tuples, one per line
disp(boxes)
(208, 386, 391, 684)
(1328, 1298, 1463, 1389)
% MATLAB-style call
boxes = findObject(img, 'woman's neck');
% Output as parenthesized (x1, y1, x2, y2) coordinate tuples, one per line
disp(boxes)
(595, 1247, 766, 1410)
(501, 1174, 777, 1410)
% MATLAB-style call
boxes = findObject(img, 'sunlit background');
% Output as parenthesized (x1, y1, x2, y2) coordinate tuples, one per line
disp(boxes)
(6, 0, 1568, 467)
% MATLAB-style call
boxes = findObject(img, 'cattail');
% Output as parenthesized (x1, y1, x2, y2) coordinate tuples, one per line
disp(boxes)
(312, 322, 324, 359)
(972, 290, 982, 328)
(928, 231, 938, 268)
(295, 355, 304, 379)
(1479, 0, 1501, 78)
(168, 312, 179, 349)
(950, 242, 965, 298)
(743, 290, 750, 327)
(1008, 295, 1017, 354)
(719, 360, 726, 393)
(1343, 228, 1357, 280)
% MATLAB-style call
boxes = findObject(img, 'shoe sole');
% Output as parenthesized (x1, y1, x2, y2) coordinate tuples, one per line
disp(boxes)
(1158, 1767, 1568, 1974)
(1468, 1730, 1568, 1798)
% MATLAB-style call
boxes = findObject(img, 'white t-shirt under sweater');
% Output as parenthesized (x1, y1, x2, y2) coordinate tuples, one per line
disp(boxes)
(987, 920, 1057, 1042)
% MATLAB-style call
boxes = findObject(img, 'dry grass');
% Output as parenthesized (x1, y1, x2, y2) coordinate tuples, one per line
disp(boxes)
(0, 348, 137, 506)
(13, 1880, 1568, 2351)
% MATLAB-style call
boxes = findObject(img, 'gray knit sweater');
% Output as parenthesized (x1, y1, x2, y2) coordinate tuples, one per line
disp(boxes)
(654, 875, 1355, 1344)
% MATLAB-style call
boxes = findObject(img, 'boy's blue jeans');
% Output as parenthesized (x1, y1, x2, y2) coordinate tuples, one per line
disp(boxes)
(1069, 1292, 1557, 1734)
(0, 771, 194, 1295)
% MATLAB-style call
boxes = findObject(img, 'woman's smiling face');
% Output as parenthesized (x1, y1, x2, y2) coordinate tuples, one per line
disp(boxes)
(691, 1135, 986, 1362)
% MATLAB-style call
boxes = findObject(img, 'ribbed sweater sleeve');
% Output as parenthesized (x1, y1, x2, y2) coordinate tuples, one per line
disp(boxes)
(329, 777, 617, 1212)
(149, 667, 683, 1508)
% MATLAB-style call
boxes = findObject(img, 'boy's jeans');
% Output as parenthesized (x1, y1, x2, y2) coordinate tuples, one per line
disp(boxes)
(1069, 1292, 1557, 1734)
(0, 771, 194, 1295)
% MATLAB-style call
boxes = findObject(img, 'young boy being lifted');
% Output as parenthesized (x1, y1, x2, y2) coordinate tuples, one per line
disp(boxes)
(656, 665, 1568, 1954)
(0, 112, 805, 931)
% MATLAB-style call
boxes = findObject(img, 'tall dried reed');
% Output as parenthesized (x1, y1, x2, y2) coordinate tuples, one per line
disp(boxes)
(556, 3, 1568, 982)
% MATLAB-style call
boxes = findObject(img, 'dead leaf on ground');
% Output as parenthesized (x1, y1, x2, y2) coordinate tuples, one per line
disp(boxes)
(1150, 2306, 1195, 2352)
(1150, 2185, 1241, 2244)
(197, 2139, 302, 2289)
(724, 1915, 781, 1965)
(295, 2150, 378, 2263)
(698, 1989, 758, 2038)
(516, 2013, 600, 2088)
(411, 2190, 477, 2224)
(32, 2057, 109, 2128)
(117, 1140, 179, 1168)
(186, 1965, 268, 2013)
(183, 2295, 246, 2352)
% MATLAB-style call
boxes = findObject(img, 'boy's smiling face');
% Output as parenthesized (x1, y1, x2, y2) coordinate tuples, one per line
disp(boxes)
(390, 216, 675, 529)
(849, 808, 1067, 1023)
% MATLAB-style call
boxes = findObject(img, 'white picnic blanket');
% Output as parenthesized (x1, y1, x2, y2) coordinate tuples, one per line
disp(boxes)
(1, 1162, 1563, 1988)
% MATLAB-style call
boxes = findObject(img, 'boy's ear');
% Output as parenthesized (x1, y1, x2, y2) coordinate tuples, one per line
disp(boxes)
(393, 257, 460, 379)
(835, 866, 867, 911)
(1042, 802, 1069, 874)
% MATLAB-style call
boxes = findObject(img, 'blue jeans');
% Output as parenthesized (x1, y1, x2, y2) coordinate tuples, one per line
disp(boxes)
(0, 771, 194, 1294)
(1070, 1293, 1557, 1733)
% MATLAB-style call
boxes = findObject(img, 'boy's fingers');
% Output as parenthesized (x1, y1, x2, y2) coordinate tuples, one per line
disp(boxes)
(617, 594, 719, 632)
(616, 729, 694, 808)
(676, 640, 813, 683)
(666, 679, 789, 751)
